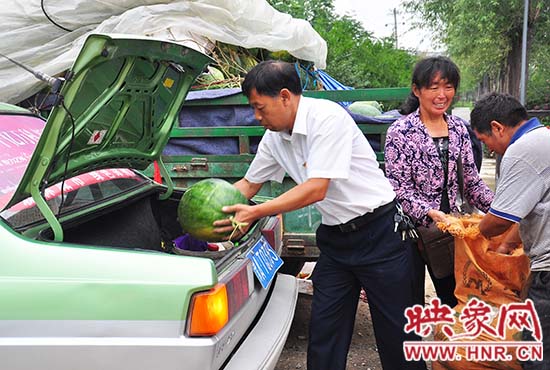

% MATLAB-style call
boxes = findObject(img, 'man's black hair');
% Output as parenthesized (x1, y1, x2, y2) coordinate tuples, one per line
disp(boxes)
(242, 60, 302, 98)
(470, 93, 528, 134)
(400, 56, 461, 115)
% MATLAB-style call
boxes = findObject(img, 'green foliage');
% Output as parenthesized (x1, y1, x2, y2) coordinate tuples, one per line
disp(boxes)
(404, 0, 550, 106)
(526, 1, 550, 108)
(452, 101, 474, 109)
(267, 0, 416, 90)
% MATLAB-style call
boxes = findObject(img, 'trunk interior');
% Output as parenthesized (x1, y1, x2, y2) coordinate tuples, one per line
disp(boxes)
(38, 191, 241, 261)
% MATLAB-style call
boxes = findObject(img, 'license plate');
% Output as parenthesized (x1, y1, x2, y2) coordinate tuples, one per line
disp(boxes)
(246, 236, 283, 289)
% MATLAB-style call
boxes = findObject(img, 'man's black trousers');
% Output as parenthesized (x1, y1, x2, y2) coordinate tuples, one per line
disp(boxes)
(307, 204, 426, 370)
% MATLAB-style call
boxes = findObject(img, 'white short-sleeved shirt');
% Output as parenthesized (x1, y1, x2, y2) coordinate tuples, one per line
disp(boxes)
(489, 118, 550, 271)
(245, 96, 395, 225)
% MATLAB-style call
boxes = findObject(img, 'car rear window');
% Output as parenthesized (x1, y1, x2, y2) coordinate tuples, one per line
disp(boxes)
(0, 113, 149, 228)
(0, 114, 44, 209)
(1, 169, 147, 228)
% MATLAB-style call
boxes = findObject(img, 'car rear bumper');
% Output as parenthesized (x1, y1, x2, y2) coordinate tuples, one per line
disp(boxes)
(224, 273, 298, 370)
(0, 274, 298, 370)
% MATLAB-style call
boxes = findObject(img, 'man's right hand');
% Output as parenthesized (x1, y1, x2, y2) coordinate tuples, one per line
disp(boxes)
(212, 203, 255, 240)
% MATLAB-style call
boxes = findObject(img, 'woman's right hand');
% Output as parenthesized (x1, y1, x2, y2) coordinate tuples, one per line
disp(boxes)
(427, 209, 450, 225)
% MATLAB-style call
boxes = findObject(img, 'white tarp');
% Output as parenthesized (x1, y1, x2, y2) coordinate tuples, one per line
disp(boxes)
(0, 0, 327, 104)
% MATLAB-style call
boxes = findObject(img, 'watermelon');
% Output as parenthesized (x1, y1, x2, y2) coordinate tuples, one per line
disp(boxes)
(195, 66, 225, 86)
(348, 101, 382, 116)
(178, 178, 248, 242)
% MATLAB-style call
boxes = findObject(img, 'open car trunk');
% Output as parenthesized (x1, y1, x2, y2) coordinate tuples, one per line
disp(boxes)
(37, 189, 264, 265)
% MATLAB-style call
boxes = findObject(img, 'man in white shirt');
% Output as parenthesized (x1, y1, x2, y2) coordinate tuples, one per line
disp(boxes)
(215, 61, 425, 370)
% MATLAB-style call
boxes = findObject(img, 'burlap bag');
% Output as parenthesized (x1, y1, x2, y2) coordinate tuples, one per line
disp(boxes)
(432, 215, 531, 370)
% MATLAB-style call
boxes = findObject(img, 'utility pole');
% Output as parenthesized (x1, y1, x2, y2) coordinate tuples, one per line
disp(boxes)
(519, 0, 529, 104)
(393, 8, 398, 48)
(386, 8, 404, 48)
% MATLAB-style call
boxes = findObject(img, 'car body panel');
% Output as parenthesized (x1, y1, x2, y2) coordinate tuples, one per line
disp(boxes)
(0, 222, 216, 322)
(0, 102, 29, 114)
(0, 34, 296, 370)
(224, 274, 298, 370)
(0, 273, 296, 370)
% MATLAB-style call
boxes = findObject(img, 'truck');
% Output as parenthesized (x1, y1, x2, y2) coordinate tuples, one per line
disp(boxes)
(145, 87, 411, 275)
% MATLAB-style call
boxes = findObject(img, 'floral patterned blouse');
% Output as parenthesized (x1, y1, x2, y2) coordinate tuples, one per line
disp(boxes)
(384, 109, 494, 226)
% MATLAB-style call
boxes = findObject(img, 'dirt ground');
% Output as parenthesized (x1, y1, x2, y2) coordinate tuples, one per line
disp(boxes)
(274, 291, 382, 370)
(274, 273, 437, 370)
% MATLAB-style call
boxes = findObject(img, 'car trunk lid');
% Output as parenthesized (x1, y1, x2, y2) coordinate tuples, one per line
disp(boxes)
(7, 34, 212, 210)
(5, 34, 212, 241)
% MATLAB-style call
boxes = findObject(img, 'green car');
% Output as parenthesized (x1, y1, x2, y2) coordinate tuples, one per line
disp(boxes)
(0, 34, 297, 370)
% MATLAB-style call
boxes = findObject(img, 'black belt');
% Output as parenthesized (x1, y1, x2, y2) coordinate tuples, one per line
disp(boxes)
(336, 200, 396, 233)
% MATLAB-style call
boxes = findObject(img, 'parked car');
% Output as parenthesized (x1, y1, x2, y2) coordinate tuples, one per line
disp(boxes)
(0, 34, 297, 370)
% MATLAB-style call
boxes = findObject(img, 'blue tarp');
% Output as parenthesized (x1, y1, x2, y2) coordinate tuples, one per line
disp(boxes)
(163, 88, 400, 156)
(315, 69, 353, 107)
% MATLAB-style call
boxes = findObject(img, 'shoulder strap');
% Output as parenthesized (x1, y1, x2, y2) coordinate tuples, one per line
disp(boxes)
(456, 153, 468, 213)
(457, 152, 465, 197)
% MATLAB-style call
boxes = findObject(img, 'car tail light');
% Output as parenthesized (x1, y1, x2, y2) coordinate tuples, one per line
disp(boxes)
(187, 216, 282, 337)
(261, 214, 283, 253)
(188, 284, 229, 336)
(187, 263, 252, 337)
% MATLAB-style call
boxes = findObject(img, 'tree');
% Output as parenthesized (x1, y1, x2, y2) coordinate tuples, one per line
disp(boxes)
(526, 4, 550, 109)
(403, 0, 550, 104)
(267, 0, 417, 89)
